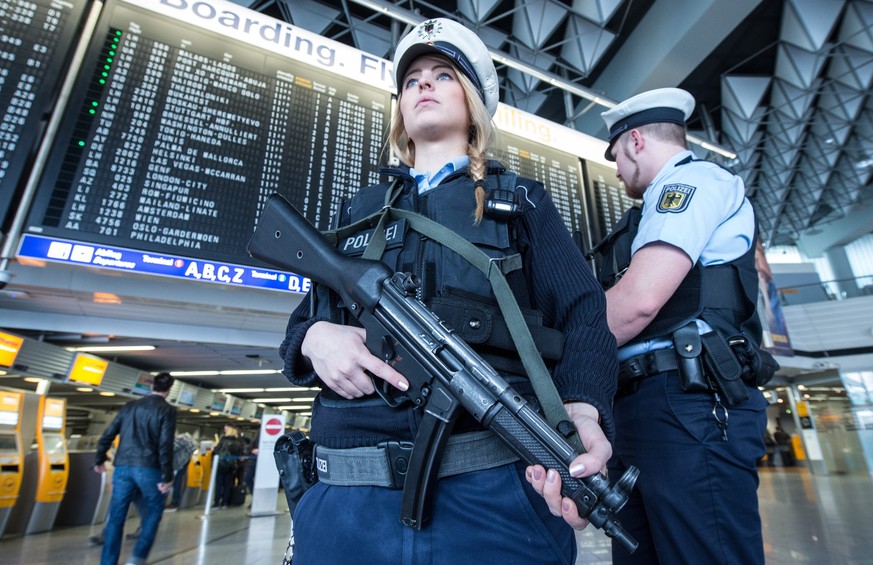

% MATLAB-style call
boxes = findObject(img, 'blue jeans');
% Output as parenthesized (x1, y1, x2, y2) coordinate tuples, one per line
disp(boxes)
(609, 371, 768, 565)
(102, 466, 167, 565)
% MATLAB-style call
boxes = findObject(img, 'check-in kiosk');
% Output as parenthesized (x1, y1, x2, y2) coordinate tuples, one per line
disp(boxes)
(0, 390, 24, 536)
(26, 397, 68, 534)
(182, 450, 203, 508)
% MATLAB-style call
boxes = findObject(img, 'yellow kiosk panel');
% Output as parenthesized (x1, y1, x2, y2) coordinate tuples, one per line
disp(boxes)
(35, 398, 68, 503)
(0, 391, 23, 508)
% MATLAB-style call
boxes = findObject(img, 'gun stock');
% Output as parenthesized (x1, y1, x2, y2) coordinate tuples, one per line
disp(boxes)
(247, 193, 390, 312)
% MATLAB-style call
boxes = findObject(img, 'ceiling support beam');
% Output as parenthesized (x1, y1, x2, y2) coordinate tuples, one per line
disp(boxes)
(573, 0, 765, 137)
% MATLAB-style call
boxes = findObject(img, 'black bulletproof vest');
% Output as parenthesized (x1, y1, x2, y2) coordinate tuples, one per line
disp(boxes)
(594, 204, 762, 344)
(315, 166, 564, 373)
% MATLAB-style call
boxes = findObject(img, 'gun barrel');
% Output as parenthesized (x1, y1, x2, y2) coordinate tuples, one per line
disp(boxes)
(247, 193, 391, 311)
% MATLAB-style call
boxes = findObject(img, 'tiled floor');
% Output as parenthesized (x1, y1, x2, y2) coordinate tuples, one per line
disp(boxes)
(2, 467, 871, 564)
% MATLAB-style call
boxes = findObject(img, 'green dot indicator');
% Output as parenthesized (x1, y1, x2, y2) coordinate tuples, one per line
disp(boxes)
(102, 72, 108, 77)
(106, 57, 112, 63)
(92, 101, 98, 107)
(78, 141, 85, 147)
(109, 51, 115, 56)
(104, 65, 110, 70)
(115, 30, 121, 36)
(99, 79, 105, 85)
(89, 109, 96, 114)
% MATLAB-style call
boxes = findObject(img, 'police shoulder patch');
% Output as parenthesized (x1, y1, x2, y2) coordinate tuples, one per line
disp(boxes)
(657, 183, 696, 213)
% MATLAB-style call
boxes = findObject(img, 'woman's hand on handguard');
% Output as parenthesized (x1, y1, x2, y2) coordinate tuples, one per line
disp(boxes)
(524, 401, 612, 530)
(301, 321, 409, 398)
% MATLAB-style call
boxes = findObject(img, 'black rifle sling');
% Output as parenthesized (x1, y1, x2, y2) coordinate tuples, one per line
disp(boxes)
(332, 175, 580, 450)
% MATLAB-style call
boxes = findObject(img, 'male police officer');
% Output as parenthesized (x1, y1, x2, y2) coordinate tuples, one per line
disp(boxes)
(595, 88, 772, 564)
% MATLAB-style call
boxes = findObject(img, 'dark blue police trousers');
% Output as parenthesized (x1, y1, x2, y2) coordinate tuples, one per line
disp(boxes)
(290, 461, 575, 564)
(609, 370, 768, 565)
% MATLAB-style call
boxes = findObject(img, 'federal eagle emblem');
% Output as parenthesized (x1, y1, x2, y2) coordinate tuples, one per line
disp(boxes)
(657, 183, 696, 213)
(418, 19, 442, 41)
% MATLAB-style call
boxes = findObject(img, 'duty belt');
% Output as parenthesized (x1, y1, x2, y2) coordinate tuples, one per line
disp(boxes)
(315, 430, 519, 488)
(617, 348, 679, 394)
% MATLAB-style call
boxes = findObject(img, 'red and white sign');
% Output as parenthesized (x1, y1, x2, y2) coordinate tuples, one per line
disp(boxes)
(264, 417, 283, 436)
(251, 413, 286, 516)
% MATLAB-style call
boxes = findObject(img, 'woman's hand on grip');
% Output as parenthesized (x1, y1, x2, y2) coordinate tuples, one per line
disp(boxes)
(525, 401, 611, 531)
(301, 321, 409, 398)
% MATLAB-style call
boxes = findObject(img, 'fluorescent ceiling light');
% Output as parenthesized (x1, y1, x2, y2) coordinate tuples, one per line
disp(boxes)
(67, 345, 156, 352)
(99, 391, 116, 397)
(291, 397, 316, 403)
(266, 387, 319, 392)
(218, 388, 265, 393)
(171, 370, 220, 377)
(276, 405, 313, 411)
(250, 397, 293, 403)
(76, 387, 93, 392)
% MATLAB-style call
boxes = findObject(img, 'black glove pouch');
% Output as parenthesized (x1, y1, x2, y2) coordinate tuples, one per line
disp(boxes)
(274, 429, 317, 513)
(700, 331, 750, 406)
(729, 334, 780, 387)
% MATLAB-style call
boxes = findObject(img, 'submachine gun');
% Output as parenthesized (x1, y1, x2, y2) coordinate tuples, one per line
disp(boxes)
(248, 194, 639, 554)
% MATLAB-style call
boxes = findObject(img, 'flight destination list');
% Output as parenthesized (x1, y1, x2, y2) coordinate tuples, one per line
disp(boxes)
(0, 0, 87, 224)
(495, 131, 589, 242)
(584, 160, 640, 245)
(26, 1, 390, 266)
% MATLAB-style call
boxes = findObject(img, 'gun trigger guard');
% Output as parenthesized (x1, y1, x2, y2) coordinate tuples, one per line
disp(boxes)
(371, 372, 409, 408)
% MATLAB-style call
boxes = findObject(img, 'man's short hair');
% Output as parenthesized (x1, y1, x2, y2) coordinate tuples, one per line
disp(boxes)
(153, 372, 174, 393)
(638, 122, 688, 148)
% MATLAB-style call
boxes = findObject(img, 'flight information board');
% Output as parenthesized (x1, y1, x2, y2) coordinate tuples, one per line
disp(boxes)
(494, 131, 588, 238)
(23, 0, 392, 270)
(583, 160, 640, 248)
(0, 0, 89, 227)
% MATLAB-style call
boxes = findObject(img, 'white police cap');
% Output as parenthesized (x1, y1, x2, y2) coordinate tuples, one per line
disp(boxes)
(393, 18, 499, 117)
(600, 87, 695, 161)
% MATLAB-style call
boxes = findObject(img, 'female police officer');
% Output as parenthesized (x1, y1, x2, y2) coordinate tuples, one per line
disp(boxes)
(279, 18, 617, 564)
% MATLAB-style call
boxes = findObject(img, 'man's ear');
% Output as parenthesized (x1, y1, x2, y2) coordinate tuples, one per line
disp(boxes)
(629, 129, 644, 154)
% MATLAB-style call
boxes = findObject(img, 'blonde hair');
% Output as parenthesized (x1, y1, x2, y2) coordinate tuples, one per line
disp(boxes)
(389, 57, 496, 223)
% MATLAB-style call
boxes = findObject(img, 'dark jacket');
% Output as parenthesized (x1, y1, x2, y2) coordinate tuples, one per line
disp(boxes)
(95, 393, 177, 483)
(280, 162, 617, 448)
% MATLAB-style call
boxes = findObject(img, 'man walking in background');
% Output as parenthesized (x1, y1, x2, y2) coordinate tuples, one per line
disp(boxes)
(94, 372, 177, 565)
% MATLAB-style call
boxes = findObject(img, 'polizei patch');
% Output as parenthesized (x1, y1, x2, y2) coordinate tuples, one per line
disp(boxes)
(657, 183, 695, 213)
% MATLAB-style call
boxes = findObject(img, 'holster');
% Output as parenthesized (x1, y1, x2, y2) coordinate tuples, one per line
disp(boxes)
(700, 331, 750, 406)
(672, 323, 710, 392)
(273, 429, 318, 513)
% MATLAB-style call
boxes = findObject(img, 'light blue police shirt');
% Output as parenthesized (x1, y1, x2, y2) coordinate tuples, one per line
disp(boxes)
(410, 156, 469, 193)
(618, 150, 755, 361)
